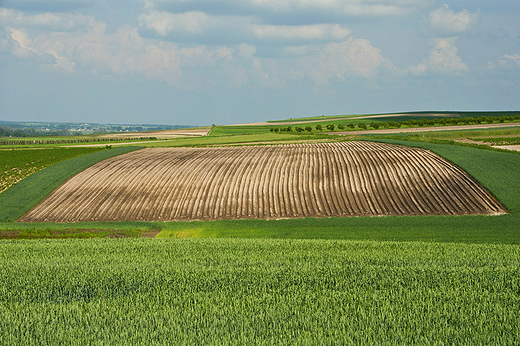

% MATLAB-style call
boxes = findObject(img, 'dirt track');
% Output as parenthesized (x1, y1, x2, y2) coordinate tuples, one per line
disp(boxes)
(20, 142, 505, 223)
(99, 128, 211, 139)
(332, 123, 520, 136)
(232, 113, 459, 126)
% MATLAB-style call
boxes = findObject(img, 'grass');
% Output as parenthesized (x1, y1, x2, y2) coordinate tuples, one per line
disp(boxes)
(0, 147, 102, 193)
(472, 137, 520, 145)
(142, 132, 334, 147)
(0, 238, 518, 344)
(2, 137, 519, 244)
(370, 126, 520, 140)
(267, 110, 520, 123)
(0, 146, 143, 222)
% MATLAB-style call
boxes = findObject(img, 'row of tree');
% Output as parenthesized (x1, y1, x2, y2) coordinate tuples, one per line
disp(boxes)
(269, 115, 520, 133)
(0, 137, 157, 146)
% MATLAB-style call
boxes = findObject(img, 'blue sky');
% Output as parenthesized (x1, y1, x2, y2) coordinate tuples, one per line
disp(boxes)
(0, 0, 519, 126)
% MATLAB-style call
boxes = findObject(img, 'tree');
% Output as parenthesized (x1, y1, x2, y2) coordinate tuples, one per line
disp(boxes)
(316, 124, 323, 131)
(305, 126, 312, 132)
(358, 122, 366, 129)
(337, 124, 344, 130)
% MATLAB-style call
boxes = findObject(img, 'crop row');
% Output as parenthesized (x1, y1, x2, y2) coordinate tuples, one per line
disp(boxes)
(0, 238, 518, 344)
(20, 142, 505, 222)
(0, 147, 101, 193)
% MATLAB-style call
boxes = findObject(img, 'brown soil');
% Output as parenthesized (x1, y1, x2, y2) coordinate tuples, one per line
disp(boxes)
(99, 128, 210, 139)
(20, 142, 505, 223)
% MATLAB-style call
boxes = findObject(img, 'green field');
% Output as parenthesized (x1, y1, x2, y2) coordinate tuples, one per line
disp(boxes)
(0, 147, 102, 193)
(1, 113, 519, 344)
(0, 238, 518, 344)
(1, 138, 519, 245)
(0, 146, 143, 222)
(267, 110, 520, 123)
(214, 114, 520, 136)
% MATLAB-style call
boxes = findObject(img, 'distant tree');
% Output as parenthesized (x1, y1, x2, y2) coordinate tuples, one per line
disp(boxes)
(316, 124, 323, 131)
(274, 128, 279, 133)
(337, 124, 344, 130)
(286, 126, 292, 132)
(305, 126, 312, 132)
(326, 124, 335, 131)
(370, 122, 379, 129)
(270, 128, 274, 132)
(295, 126, 304, 132)
(358, 122, 366, 129)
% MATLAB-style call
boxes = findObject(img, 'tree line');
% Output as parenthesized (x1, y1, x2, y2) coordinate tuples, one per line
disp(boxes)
(269, 115, 520, 133)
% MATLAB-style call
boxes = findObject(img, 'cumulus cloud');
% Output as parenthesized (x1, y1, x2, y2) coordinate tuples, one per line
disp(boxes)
(300, 37, 407, 85)
(1, 17, 275, 88)
(2, 18, 183, 82)
(1, 0, 93, 12)
(253, 24, 350, 41)
(139, 10, 351, 42)
(497, 54, 520, 69)
(427, 4, 479, 35)
(138, 11, 218, 36)
(410, 37, 469, 75)
(283, 45, 320, 57)
(0, 8, 89, 31)
(142, 0, 426, 17)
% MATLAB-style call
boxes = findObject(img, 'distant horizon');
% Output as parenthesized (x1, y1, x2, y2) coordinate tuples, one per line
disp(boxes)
(3, 110, 520, 128)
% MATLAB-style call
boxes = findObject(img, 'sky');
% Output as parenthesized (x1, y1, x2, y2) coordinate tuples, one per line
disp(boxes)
(0, 0, 519, 126)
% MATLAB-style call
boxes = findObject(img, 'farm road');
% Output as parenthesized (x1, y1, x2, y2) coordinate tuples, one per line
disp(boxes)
(332, 122, 520, 136)
(231, 113, 458, 126)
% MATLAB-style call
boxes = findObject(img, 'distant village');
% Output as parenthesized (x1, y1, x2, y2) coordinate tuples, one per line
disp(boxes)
(0, 121, 192, 137)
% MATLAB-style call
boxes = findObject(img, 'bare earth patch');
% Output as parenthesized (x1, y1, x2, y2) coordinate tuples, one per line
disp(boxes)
(20, 142, 505, 223)
(98, 128, 211, 139)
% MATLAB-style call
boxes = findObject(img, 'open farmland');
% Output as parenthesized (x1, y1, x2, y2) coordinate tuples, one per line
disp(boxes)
(0, 238, 518, 344)
(21, 141, 505, 223)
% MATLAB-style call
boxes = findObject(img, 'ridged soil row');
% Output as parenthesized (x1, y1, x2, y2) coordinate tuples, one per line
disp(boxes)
(19, 142, 507, 222)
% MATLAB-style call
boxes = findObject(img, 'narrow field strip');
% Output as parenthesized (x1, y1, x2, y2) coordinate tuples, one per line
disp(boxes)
(20, 142, 506, 222)
(0, 146, 144, 222)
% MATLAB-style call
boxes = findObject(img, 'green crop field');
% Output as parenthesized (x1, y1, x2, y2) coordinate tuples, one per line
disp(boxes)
(0, 146, 143, 222)
(0, 147, 102, 193)
(1, 113, 519, 344)
(0, 238, 518, 344)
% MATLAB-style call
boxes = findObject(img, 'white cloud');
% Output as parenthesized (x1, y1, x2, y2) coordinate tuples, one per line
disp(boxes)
(138, 11, 215, 36)
(143, 0, 427, 17)
(427, 4, 479, 35)
(301, 38, 406, 85)
(252, 24, 350, 40)
(1, 17, 274, 88)
(139, 10, 351, 42)
(0, 8, 88, 31)
(283, 45, 320, 56)
(497, 54, 520, 69)
(410, 37, 469, 75)
(237, 43, 256, 58)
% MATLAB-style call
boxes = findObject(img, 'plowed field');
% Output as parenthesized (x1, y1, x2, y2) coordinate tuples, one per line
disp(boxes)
(20, 142, 505, 222)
